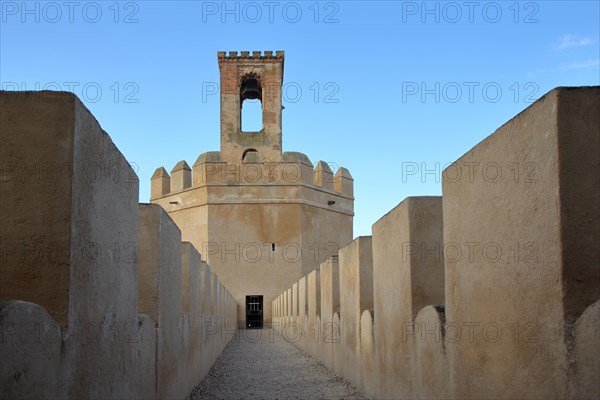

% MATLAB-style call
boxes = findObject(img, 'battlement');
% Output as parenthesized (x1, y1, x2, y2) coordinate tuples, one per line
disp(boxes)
(217, 50, 284, 60)
(0, 91, 237, 399)
(2, 82, 598, 400)
(218, 50, 285, 162)
(150, 152, 353, 199)
(272, 86, 600, 400)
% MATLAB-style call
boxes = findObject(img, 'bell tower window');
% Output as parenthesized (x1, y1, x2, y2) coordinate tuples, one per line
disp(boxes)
(241, 75, 262, 132)
(241, 99, 262, 132)
(217, 51, 284, 162)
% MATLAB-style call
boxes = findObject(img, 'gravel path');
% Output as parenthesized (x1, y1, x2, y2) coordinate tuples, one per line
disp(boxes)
(187, 329, 368, 400)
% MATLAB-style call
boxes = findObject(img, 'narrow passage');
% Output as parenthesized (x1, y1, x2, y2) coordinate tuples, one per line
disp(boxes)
(188, 329, 368, 400)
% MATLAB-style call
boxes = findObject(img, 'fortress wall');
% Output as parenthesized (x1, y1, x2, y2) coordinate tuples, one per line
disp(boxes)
(138, 204, 185, 400)
(150, 156, 353, 327)
(372, 196, 444, 399)
(273, 296, 280, 328)
(285, 287, 290, 326)
(359, 310, 375, 396)
(338, 236, 373, 388)
(171, 161, 192, 192)
(299, 277, 307, 321)
(332, 312, 342, 375)
(199, 260, 210, 317)
(292, 281, 299, 322)
(154, 157, 353, 197)
(570, 300, 600, 398)
(314, 160, 334, 191)
(182, 242, 202, 390)
(206, 201, 304, 327)
(2, 86, 598, 400)
(319, 255, 340, 371)
(0, 91, 237, 399)
(443, 87, 599, 399)
(0, 91, 140, 399)
(0, 301, 63, 399)
(413, 305, 448, 399)
(298, 276, 308, 347)
(135, 313, 157, 400)
(306, 268, 321, 358)
(272, 87, 599, 399)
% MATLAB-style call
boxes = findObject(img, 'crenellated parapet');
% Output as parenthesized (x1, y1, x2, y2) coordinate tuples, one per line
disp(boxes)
(151, 166, 170, 198)
(150, 51, 352, 329)
(314, 160, 334, 190)
(150, 151, 354, 199)
(218, 50, 285, 163)
(334, 167, 354, 198)
(0, 91, 238, 400)
(217, 50, 284, 60)
(171, 160, 191, 192)
(272, 86, 600, 400)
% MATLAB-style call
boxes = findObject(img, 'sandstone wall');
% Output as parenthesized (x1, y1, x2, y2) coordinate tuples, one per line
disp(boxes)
(0, 91, 237, 399)
(150, 154, 354, 327)
(2, 86, 598, 400)
(443, 87, 599, 399)
(273, 86, 599, 399)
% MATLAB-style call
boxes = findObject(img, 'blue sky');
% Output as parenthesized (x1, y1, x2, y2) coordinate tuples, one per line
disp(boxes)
(2, 1, 599, 236)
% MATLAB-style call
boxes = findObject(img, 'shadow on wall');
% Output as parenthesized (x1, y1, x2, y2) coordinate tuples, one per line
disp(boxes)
(0, 91, 238, 400)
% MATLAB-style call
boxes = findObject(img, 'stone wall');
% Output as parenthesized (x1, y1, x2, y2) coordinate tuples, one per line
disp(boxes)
(149, 138, 354, 328)
(273, 87, 600, 399)
(1, 86, 597, 399)
(148, 52, 355, 327)
(0, 91, 237, 399)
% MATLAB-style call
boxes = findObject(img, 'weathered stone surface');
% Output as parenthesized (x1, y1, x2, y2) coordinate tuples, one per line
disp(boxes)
(170, 161, 191, 192)
(443, 87, 599, 399)
(137, 203, 184, 399)
(314, 160, 334, 190)
(270, 87, 599, 400)
(359, 310, 375, 397)
(150, 53, 354, 327)
(135, 314, 157, 400)
(182, 242, 202, 388)
(413, 305, 448, 399)
(218, 51, 284, 163)
(372, 196, 444, 399)
(0, 91, 238, 400)
(569, 300, 600, 398)
(151, 167, 170, 198)
(292, 282, 299, 320)
(306, 268, 321, 358)
(0, 91, 140, 399)
(319, 255, 340, 370)
(0, 301, 62, 400)
(339, 236, 373, 387)
(3, 78, 598, 400)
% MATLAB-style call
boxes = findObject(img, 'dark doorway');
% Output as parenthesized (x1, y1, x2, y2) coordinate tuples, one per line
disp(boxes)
(246, 295, 263, 329)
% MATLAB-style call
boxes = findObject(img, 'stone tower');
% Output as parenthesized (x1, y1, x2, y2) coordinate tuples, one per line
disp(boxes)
(218, 50, 284, 163)
(150, 51, 354, 327)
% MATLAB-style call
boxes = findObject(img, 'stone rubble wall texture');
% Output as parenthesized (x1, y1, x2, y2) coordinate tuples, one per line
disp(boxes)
(0, 91, 237, 400)
(273, 87, 599, 399)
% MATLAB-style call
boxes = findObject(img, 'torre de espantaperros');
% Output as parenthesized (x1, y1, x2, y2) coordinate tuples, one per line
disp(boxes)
(150, 51, 354, 328)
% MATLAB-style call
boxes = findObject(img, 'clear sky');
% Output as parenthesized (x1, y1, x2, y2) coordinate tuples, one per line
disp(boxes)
(2, 1, 599, 236)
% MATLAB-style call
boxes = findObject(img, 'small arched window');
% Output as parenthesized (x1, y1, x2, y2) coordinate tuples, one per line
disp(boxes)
(241, 99, 262, 132)
(241, 75, 263, 132)
(242, 148, 259, 162)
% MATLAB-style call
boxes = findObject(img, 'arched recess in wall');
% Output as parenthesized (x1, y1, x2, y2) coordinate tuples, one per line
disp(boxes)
(242, 148, 259, 162)
(241, 74, 263, 132)
(241, 99, 262, 132)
